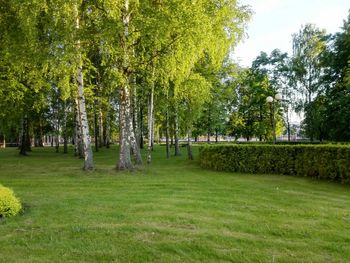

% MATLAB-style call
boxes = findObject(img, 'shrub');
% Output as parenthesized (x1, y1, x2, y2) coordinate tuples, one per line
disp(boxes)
(0, 184, 22, 218)
(199, 144, 350, 184)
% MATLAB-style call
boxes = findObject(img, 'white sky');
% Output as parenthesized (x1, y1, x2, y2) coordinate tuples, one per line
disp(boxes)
(233, 0, 350, 67)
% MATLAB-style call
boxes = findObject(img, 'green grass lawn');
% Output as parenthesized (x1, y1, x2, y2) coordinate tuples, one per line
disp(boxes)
(0, 145, 350, 263)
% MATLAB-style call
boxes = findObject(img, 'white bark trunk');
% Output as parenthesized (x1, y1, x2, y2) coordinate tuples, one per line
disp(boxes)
(118, 86, 133, 170)
(147, 82, 154, 164)
(105, 98, 111, 148)
(132, 79, 140, 144)
(187, 127, 193, 160)
(99, 110, 104, 147)
(174, 109, 181, 156)
(117, 0, 142, 169)
(129, 112, 142, 165)
(77, 66, 94, 170)
(130, 72, 142, 165)
(76, 4, 94, 170)
(74, 98, 83, 157)
(166, 105, 170, 159)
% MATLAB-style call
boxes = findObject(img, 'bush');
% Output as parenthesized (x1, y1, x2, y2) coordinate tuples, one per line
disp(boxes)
(199, 144, 350, 183)
(0, 184, 22, 218)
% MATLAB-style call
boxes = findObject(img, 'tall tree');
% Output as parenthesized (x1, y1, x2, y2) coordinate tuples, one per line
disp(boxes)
(322, 12, 350, 141)
(292, 24, 327, 140)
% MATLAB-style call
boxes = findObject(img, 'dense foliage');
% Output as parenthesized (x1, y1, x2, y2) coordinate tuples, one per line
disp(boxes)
(0, 184, 22, 218)
(0, 2, 349, 172)
(199, 144, 350, 183)
(0, 0, 251, 169)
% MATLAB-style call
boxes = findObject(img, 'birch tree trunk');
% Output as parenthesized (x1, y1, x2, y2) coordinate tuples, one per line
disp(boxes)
(104, 117, 110, 148)
(77, 66, 94, 170)
(174, 109, 181, 156)
(128, 85, 142, 165)
(74, 99, 83, 158)
(104, 99, 111, 149)
(140, 105, 144, 149)
(118, 88, 142, 169)
(63, 101, 68, 154)
(130, 77, 142, 165)
(147, 82, 154, 164)
(151, 113, 155, 148)
(187, 127, 193, 160)
(94, 101, 99, 152)
(129, 113, 142, 164)
(117, 0, 142, 169)
(118, 86, 133, 170)
(131, 62, 140, 147)
(55, 107, 60, 153)
(76, 5, 94, 170)
(99, 110, 104, 147)
(165, 109, 170, 159)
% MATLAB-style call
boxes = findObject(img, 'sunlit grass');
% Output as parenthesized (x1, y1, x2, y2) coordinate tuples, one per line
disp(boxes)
(0, 145, 349, 262)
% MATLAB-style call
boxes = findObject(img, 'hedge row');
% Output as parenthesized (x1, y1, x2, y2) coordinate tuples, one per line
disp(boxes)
(0, 184, 22, 218)
(199, 145, 350, 183)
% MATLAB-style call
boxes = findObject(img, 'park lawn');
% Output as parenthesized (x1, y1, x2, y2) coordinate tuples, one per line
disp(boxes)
(0, 145, 350, 263)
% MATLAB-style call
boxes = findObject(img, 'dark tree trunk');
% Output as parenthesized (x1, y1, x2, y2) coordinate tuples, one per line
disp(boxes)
(34, 119, 44, 147)
(259, 104, 263, 142)
(55, 137, 59, 153)
(207, 107, 211, 144)
(19, 117, 31, 156)
(287, 121, 291, 142)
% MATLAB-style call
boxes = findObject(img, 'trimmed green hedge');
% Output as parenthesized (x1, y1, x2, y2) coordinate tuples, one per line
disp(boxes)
(199, 145, 350, 183)
(0, 184, 22, 218)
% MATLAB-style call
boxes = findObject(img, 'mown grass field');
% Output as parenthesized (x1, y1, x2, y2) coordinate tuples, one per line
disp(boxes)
(0, 145, 349, 263)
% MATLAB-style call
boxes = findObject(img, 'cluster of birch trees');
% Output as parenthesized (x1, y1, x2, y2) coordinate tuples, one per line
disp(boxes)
(0, 0, 250, 170)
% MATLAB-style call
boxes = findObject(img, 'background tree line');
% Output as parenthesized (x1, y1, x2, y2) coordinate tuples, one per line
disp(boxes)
(225, 11, 350, 143)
